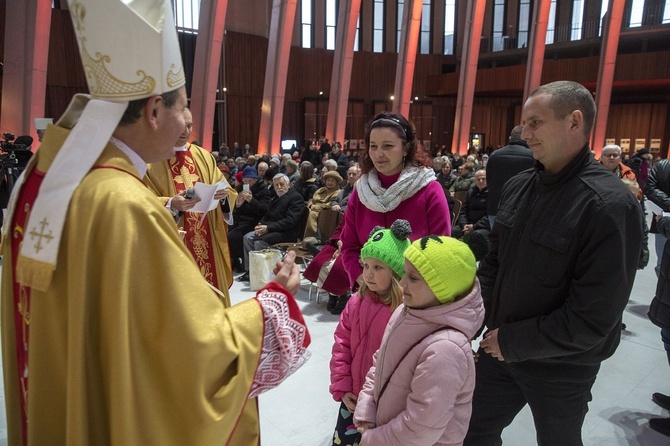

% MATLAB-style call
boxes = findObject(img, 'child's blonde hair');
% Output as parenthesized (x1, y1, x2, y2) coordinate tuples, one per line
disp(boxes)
(358, 271, 404, 311)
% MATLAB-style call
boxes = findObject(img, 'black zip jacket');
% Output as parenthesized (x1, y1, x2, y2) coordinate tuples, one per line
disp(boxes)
(478, 147, 643, 379)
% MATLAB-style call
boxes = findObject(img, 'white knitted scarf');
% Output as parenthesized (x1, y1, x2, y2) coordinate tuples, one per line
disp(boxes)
(356, 166, 436, 213)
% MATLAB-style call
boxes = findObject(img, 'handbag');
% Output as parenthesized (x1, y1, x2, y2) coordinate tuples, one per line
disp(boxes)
(249, 249, 283, 291)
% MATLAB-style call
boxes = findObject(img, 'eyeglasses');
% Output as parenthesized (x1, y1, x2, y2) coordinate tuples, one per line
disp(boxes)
(601, 153, 620, 159)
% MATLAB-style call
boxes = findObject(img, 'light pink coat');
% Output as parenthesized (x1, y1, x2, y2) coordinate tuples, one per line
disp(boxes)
(329, 291, 393, 402)
(354, 279, 485, 446)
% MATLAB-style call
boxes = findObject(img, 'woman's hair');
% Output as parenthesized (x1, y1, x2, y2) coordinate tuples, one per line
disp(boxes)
(285, 159, 298, 173)
(358, 271, 403, 311)
(299, 161, 314, 181)
(359, 111, 431, 174)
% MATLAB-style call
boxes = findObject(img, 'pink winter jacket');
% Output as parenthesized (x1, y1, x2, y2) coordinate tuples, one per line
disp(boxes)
(354, 279, 485, 446)
(341, 172, 451, 289)
(329, 291, 393, 402)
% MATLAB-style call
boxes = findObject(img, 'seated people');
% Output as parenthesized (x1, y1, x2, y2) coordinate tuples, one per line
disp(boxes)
(453, 169, 490, 240)
(294, 161, 319, 201)
(436, 159, 457, 196)
(228, 166, 273, 272)
(329, 141, 349, 179)
(238, 174, 306, 282)
(331, 165, 361, 213)
(303, 171, 343, 239)
(450, 161, 476, 195)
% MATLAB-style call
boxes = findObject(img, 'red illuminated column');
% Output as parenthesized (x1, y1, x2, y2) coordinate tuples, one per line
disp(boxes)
(450, 0, 485, 154)
(591, 0, 624, 156)
(257, 0, 299, 156)
(522, 0, 551, 106)
(325, 0, 362, 145)
(392, 0, 423, 118)
(0, 0, 52, 145)
(190, 0, 229, 151)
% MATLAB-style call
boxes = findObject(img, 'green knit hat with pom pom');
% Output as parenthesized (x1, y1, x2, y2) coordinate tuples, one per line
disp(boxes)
(360, 219, 412, 277)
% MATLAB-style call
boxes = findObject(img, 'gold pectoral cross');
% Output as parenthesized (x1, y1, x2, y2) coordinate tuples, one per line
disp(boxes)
(28, 218, 54, 253)
(174, 166, 199, 190)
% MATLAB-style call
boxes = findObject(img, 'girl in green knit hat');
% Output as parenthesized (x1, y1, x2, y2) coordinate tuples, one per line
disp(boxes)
(329, 219, 411, 446)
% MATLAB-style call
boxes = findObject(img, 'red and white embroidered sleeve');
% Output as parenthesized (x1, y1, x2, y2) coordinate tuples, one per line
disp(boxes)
(249, 283, 312, 398)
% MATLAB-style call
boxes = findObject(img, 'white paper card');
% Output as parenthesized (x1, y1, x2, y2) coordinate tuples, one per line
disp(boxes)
(190, 179, 229, 214)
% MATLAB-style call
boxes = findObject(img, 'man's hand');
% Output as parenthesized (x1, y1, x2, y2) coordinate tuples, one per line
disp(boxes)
(235, 193, 246, 207)
(171, 190, 201, 212)
(213, 187, 229, 201)
(270, 251, 301, 296)
(255, 224, 269, 237)
(332, 204, 342, 212)
(463, 224, 474, 234)
(480, 328, 505, 361)
(342, 392, 358, 412)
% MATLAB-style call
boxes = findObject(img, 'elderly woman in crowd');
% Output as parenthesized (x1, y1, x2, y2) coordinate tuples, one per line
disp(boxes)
(340, 111, 451, 293)
(303, 170, 343, 239)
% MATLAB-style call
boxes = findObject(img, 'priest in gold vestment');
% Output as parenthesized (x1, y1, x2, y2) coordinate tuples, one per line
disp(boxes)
(0, 1, 310, 445)
(144, 108, 237, 303)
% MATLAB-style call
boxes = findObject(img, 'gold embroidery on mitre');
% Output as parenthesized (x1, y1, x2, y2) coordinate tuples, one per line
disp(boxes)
(167, 64, 185, 88)
(81, 43, 156, 98)
(70, 0, 156, 98)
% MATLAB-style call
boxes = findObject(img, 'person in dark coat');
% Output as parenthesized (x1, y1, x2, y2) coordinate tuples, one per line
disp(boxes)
(647, 214, 670, 437)
(228, 166, 272, 272)
(465, 80, 643, 446)
(329, 141, 349, 179)
(237, 174, 306, 282)
(452, 169, 490, 240)
(485, 125, 535, 228)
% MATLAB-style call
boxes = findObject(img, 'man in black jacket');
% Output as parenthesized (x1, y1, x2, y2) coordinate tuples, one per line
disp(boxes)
(485, 124, 535, 228)
(228, 166, 272, 272)
(646, 158, 670, 276)
(465, 81, 643, 445)
(238, 174, 305, 282)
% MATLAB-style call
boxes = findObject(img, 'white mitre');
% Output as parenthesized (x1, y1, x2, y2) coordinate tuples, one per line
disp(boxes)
(11, 0, 186, 291)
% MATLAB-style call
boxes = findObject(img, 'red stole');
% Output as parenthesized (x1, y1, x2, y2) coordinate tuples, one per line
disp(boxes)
(10, 168, 45, 445)
(169, 148, 220, 290)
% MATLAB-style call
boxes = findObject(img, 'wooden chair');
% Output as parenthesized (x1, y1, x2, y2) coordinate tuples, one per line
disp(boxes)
(451, 198, 462, 228)
(271, 207, 313, 268)
(316, 209, 343, 243)
(453, 190, 468, 204)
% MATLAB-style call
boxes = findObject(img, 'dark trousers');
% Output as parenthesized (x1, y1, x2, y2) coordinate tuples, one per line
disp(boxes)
(228, 222, 256, 266)
(331, 402, 362, 446)
(464, 351, 598, 446)
(662, 328, 670, 367)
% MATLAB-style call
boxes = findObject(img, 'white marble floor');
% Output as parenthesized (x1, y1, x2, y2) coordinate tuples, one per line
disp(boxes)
(0, 235, 668, 445)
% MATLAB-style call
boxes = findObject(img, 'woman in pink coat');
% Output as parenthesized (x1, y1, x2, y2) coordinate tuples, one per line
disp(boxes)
(329, 220, 411, 446)
(354, 236, 484, 446)
(340, 112, 451, 295)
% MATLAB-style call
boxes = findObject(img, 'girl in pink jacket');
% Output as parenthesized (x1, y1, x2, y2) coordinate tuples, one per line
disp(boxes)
(354, 236, 485, 446)
(329, 220, 411, 446)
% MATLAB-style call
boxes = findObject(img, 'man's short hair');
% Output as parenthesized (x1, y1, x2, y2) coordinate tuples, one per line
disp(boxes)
(510, 125, 525, 140)
(602, 144, 622, 155)
(530, 81, 596, 138)
(119, 89, 181, 126)
(272, 173, 289, 184)
(324, 159, 337, 169)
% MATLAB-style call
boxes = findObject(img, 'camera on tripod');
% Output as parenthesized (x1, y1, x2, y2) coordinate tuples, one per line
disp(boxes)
(0, 132, 34, 221)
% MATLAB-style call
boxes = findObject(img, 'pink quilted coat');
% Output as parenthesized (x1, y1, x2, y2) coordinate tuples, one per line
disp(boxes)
(329, 291, 393, 402)
(354, 279, 485, 446)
